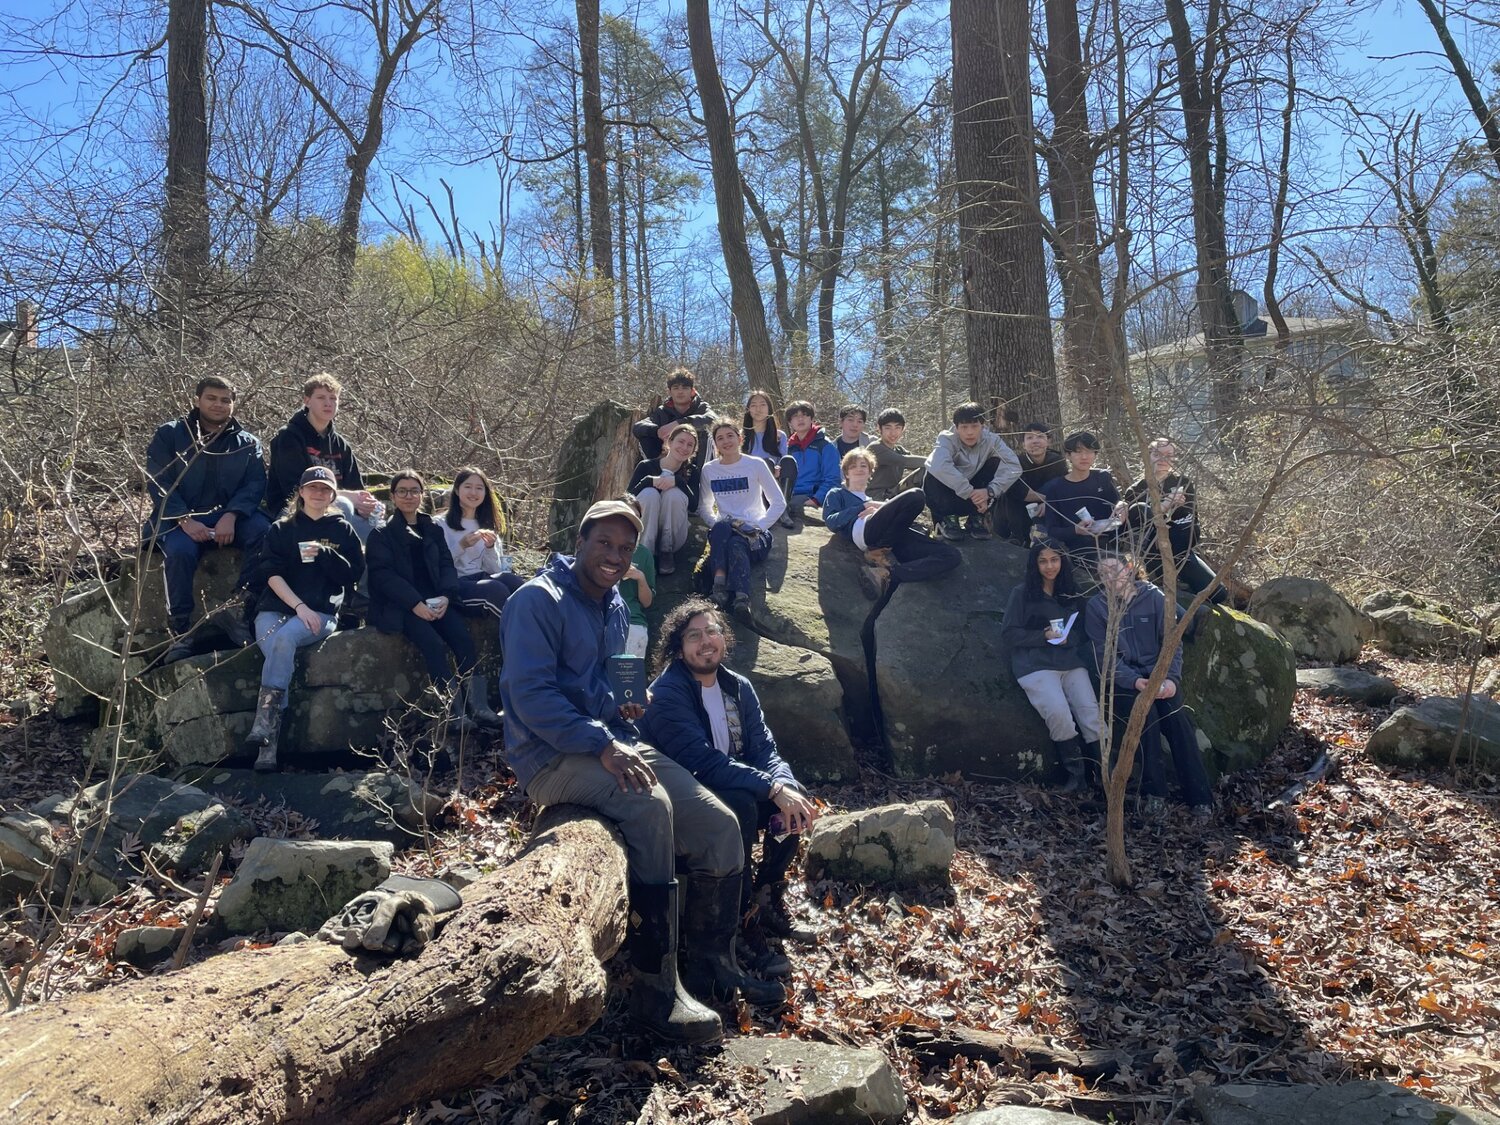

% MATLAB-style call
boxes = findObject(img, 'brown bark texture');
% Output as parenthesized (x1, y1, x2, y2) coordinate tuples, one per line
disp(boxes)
(164, 0, 211, 347)
(0, 807, 628, 1125)
(685, 0, 783, 404)
(950, 0, 1060, 427)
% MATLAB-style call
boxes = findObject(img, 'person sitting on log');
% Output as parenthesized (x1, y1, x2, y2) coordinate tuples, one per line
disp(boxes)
(143, 375, 270, 663)
(699, 418, 787, 617)
(369, 469, 500, 736)
(641, 598, 821, 979)
(782, 401, 841, 518)
(1040, 431, 1127, 564)
(243, 466, 363, 771)
(923, 401, 1023, 541)
(265, 372, 383, 625)
(1121, 437, 1227, 604)
(742, 390, 798, 527)
(627, 423, 701, 576)
(1002, 538, 1102, 792)
(631, 367, 714, 469)
(1085, 552, 1214, 820)
(995, 422, 1067, 547)
(441, 465, 526, 621)
(823, 448, 961, 601)
(867, 407, 927, 501)
(497, 500, 782, 1044)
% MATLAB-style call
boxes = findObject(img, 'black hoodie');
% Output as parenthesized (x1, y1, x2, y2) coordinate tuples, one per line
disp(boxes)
(264, 407, 365, 518)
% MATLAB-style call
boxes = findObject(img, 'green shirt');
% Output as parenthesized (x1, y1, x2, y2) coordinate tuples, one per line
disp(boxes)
(619, 544, 655, 627)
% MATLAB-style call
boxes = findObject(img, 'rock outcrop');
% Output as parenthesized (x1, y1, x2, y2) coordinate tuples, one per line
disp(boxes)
(716, 1037, 907, 1124)
(1360, 590, 1488, 657)
(1247, 576, 1369, 663)
(1366, 694, 1499, 769)
(1296, 666, 1399, 705)
(803, 800, 955, 886)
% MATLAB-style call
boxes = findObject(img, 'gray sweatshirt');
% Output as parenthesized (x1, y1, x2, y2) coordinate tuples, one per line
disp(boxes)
(925, 428, 1022, 499)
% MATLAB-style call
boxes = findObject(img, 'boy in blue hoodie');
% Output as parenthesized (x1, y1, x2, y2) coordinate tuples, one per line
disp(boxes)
(783, 401, 840, 517)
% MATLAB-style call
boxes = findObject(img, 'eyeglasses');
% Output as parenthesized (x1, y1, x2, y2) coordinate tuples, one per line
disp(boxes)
(393, 488, 423, 497)
(682, 626, 725, 643)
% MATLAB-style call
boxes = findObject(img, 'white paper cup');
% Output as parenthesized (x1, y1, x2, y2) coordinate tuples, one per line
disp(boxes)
(1049, 618, 1066, 632)
(298, 541, 319, 563)
(424, 597, 444, 613)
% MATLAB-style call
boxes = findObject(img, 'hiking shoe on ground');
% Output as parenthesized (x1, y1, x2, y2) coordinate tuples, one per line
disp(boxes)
(967, 514, 993, 540)
(940, 515, 965, 541)
(858, 563, 890, 601)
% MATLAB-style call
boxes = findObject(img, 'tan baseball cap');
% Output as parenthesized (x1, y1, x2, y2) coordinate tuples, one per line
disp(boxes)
(579, 498, 643, 537)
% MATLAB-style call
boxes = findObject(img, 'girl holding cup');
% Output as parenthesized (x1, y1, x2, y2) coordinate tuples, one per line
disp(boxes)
(1000, 538, 1102, 792)
(244, 465, 364, 771)
(367, 469, 498, 733)
(441, 466, 526, 617)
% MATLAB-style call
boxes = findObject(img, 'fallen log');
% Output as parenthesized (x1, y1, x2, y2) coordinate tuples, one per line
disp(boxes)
(0, 805, 629, 1125)
(894, 1026, 1130, 1080)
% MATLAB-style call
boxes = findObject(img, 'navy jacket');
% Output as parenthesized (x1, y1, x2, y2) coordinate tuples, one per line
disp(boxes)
(641, 660, 797, 798)
(786, 426, 841, 502)
(820, 486, 867, 538)
(142, 411, 266, 539)
(1002, 583, 1089, 678)
(498, 555, 634, 790)
(1085, 580, 1184, 692)
(265, 407, 364, 518)
(366, 513, 462, 633)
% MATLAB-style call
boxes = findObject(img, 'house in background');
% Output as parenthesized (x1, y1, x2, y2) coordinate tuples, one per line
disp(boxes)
(1127, 290, 1375, 444)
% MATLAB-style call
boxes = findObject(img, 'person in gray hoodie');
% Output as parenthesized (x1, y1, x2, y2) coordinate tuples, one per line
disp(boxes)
(923, 402, 1022, 541)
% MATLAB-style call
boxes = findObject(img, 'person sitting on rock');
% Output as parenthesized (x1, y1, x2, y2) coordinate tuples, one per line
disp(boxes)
(783, 401, 841, 517)
(369, 469, 500, 736)
(823, 448, 960, 601)
(631, 367, 714, 469)
(1085, 553, 1213, 820)
(923, 401, 1022, 542)
(243, 466, 363, 771)
(742, 390, 798, 527)
(497, 500, 782, 1043)
(441, 465, 526, 620)
(699, 419, 787, 616)
(995, 422, 1067, 547)
(641, 598, 821, 979)
(1002, 538, 1102, 792)
(833, 404, 871, 459)
(143, 375, 270, 663)
(1122, 437, 1227, 604)
(868, 407, 927, 502)
(1040, 431, 1127, 564)
(627, 423, 701, 577)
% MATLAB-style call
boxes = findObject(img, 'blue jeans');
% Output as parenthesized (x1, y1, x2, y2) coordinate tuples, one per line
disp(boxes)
(255, 610, 336, 704)
(708, 522, 771, 598)
(159, 510, 270, 619)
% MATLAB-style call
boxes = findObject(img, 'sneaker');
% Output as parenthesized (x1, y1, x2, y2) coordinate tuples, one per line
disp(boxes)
(738, 932, 791, 978)
(778, 510, 796, 529)
(858, 562, 890, 601)
(732, 592, 752, 620)
(940, 515, 965, 541)
(656, 551, 676, 577)
(1189, 803, 1214, 822)
(967, 514, 993, 540)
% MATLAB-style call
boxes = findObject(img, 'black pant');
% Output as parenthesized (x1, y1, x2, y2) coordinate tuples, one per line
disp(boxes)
(863, 489, 961, 583)
(994, 479, 1041, 545)
(397, 610, 477, 691)
(1145, 550, 1227, 605)
(923, 456, 999, 521)
(1110, 687, 1212, 806)
(714, 788, 800, 912)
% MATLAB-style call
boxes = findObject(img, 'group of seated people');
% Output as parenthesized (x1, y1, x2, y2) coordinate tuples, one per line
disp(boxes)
(143, 366, 1229, 1042)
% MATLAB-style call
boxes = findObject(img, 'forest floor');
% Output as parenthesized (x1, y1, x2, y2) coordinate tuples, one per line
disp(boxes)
(1, 528, 1497, 1124)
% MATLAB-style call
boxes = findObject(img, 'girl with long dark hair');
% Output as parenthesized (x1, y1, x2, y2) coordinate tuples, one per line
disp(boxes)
(442, 466, 525, 618)
(741, 391, 797, 528)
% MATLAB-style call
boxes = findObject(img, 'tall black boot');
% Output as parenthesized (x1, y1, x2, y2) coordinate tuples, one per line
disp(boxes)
(751, 836, 813, 943)
(163, 615, 195, 665)
(625, 879, 722, 1043)
(1053, 736, 1087, 793)
(1081, 739, 1103, 789)
(680, 872, 785, 1006)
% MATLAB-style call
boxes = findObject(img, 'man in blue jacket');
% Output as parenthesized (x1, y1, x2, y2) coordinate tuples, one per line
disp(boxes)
(1085, 554, 1213, 819)
(142, 376, 269, 663)
(783, 401, 841, 517)
(641, 599, 820, 977)
(497, 501, 779, 1044)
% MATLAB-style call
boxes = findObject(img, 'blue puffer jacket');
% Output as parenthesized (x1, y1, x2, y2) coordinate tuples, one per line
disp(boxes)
(142, 411, 266, 539)
(1084, 579, 1184, 692)
(786, 426, 841, 502)
(640, 660, 798, 797)
(498, 555, 634, 790)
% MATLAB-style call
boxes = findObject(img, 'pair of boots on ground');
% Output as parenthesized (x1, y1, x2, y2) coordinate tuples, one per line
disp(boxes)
(243, 674, 502, 772)
(627, 837, 802, 1043)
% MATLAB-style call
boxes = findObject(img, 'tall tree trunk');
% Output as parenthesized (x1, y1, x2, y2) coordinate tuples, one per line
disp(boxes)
(1414, 0, 1500, 180)
(164, 0, 211, 351)
(616, 130, 631, 360)
(685, 0, 781, 402)
(950, 0, 1060, 425)
(572, 72, 587, 269)
(1164, 0, 1243, 438)
(577, 0, 614, 281)
(1041, 0, 1125, 447)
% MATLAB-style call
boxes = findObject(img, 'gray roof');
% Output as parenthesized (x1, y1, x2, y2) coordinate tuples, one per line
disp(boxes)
(1129, 316, 1367, 363)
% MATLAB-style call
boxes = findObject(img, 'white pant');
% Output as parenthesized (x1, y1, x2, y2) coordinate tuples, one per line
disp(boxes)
(637, 486, 691, 555)
(1017, 666, 1102, 743)
(625, 623, 649, 659)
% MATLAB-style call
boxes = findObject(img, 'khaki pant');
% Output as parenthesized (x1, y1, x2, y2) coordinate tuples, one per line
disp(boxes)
(1017, 666, 1102, 742)
(637, 486, 692, 555)
(525, 747, 743, 884)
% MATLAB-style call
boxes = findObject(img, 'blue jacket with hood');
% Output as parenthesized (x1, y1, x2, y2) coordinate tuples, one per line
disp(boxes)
(1084, 579, 1184, 692)
(498, 554, 635, 789)
(142, 410, 266, 540)
(640, 659, 798, 797)
(786, 425, 841, 502)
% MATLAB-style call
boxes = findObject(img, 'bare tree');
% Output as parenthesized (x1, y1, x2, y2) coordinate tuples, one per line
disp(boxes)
(163, 0, 211, 349)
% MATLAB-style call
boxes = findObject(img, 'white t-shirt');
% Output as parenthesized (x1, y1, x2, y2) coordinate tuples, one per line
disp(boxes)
(701, 683, 732, 757)
(848, 490, 870, 551)
(441, 517, 504, 577)
(699, 455, 788, 530)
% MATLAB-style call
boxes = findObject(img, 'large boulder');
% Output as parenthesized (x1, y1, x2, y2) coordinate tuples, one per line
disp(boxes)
(215, 838, 393, 935)
(549, 400, 641, 553)
(1247, 576, 1368, 662)
(1297, 666, 1399, 705)
(1194, 1080, 1500, 1125)
(179, 768, 445, 845)
(1366, 694, 1500, 769)
(717, 1036, 906, 1124)
(1360, 590, 1486, 657)
(734, 630, 857, 781)
(1179, 606, 1298, 774)
(803, 800, 955, 886)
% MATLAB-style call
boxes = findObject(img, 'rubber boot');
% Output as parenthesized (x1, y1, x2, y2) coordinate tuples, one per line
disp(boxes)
(444, 682, 478, 736)
(1053, 736, 1087, 793)
(246, 687, 284, 771)
(465, 674, 502, 730)
(163, 615, 195, 665)
(625, 879, 723, 1043)
(680, 872, 785, 1006)
(1081, 740, 1104, 790)
(753, 880, 815, 945)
